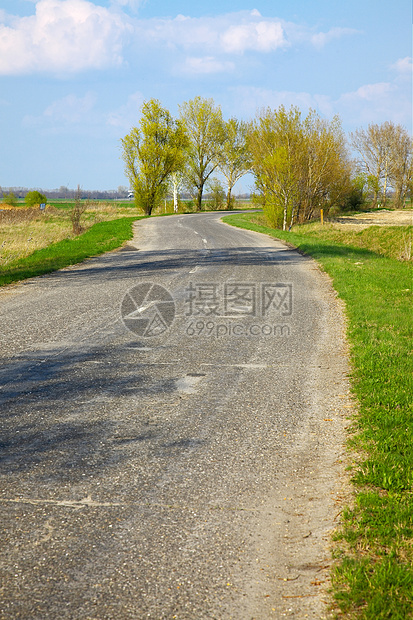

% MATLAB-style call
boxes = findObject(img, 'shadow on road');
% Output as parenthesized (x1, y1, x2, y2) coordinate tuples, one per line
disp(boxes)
(0, 342, 180, 481)
(30, 246, 311, 287)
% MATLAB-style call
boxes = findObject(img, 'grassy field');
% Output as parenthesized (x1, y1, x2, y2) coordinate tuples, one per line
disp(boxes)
(0, 201, 142, 265)
(222, 212, 413, 619)
(0, 201, 144, 286)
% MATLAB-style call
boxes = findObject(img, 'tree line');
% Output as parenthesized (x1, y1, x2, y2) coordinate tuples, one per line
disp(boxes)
(0, 187, 133, 202)
(121, 97, 412, 229)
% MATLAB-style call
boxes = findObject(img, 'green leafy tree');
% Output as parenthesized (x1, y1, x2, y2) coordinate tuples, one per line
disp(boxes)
(25, 190, 47, 207)
(249, 106, 350, 230)
(248, 105, 305, 230)
(179, 96, 225, 211)
(217, 118, 251, 209)
(121, 99, 188, 216)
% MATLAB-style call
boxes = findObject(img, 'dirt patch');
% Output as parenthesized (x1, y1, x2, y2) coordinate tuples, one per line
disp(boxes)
(332, 209, 412, 229)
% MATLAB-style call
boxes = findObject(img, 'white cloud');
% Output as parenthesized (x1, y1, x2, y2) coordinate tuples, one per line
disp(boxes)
(136, 11, 288, 56)
(337, 79, 411, 127)
(106, 92, 144, 128)
(181, 56, 235, 75)
(342, 82, 394, 102)
(23, 91, 98, 129)
(220, 20, 286, 53)
(0, 5, 362, 76)
(44, 92, 97, 123)
(311, 27, 360, 50)
(229, 73, 411, 132)
(391, 56, 412, 75)
(0, 0, 132, 75)
(110, 0, 145, 11)
(336, 57, 411, 128)
(23, 90, 146, 136)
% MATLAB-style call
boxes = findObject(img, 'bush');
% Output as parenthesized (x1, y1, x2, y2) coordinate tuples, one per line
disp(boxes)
(71, 186, 88, 235)
(2, 192, 18, 207)
(328, 205, 342, 217)
(340, 186, 365, 211)
(206, 178, 225, 210)
(25, 191, 47, 208)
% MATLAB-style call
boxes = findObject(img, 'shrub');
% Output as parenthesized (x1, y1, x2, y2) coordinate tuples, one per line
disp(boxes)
(71, 186, 88, 235)
(25, 191, 47, 208)
(2, 192, 18, 207)
(206, 178, 225, 210)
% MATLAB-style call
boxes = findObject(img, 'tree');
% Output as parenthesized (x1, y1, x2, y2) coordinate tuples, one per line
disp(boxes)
(121, 99, 188, 216)
(169, 171, 185, 213)
(25, 190, 47, 207)
(179, 96, 225, 211)
(168, 139, 188, 213)
(217, 118, 251, 209)
(388, 127, 412, 209)
(2, 191, 17, 207)
(300, 110, 350, 222)
(249, 106, 350, 230)
(336, 174, 367, 212)
(350, 121, 412, 208)
(248, 105, 305, 230)
(117, 185, 129, 198)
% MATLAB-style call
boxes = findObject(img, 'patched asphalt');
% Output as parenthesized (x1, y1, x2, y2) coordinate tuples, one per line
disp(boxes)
(0, 213, 351, 619)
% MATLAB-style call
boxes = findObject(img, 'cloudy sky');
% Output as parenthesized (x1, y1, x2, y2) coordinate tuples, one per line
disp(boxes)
(0, 0, 411, 192)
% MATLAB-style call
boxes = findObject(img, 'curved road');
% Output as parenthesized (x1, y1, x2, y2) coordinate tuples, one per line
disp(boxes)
(0, 213, 351, 619)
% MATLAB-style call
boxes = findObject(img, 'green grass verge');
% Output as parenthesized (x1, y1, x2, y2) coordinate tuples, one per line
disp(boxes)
(222, 212, 413, 619)
(0, 216, 144, 287)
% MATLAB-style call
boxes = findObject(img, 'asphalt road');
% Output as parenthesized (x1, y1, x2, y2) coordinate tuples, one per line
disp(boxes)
(0, 212, 351, 619)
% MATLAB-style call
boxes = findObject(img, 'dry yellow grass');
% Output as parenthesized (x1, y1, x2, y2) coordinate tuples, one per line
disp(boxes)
(0, 202, 141, 266)
(0, 208, 71, 265)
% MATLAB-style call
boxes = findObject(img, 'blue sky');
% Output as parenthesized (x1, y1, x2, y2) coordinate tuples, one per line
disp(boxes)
(0, 0, 411, 192)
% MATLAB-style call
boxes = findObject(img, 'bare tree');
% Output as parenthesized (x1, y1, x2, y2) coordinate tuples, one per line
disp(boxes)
(389, 126, 412, 209)
(301, 110, 349, 221)
(350, 121, 412, 208)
